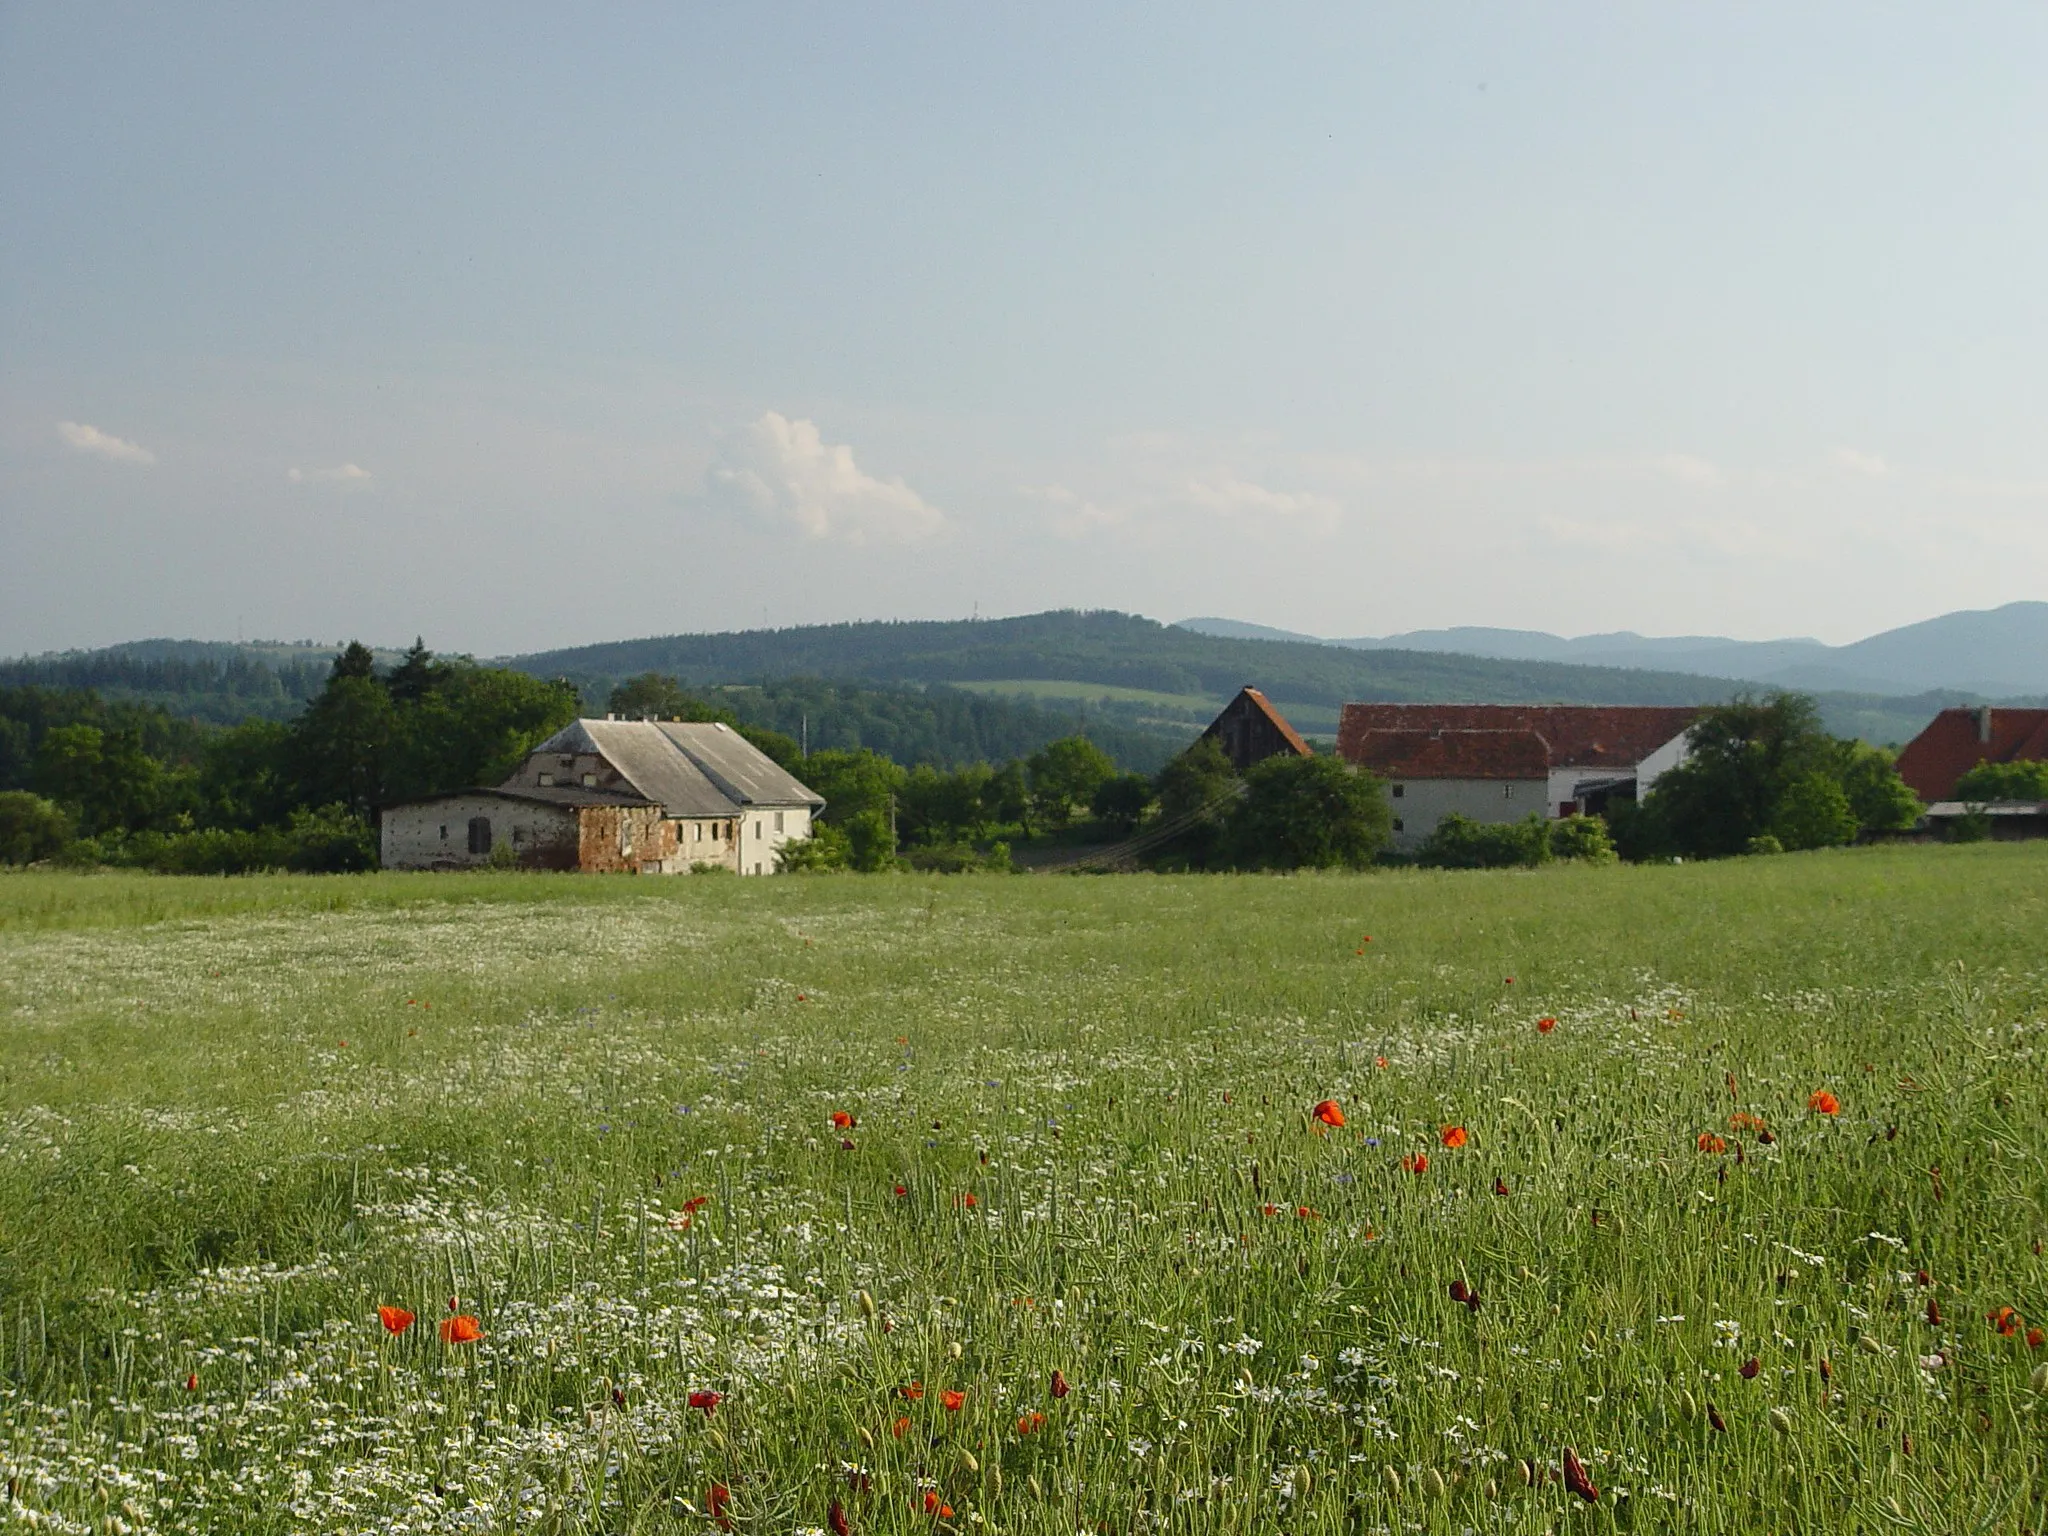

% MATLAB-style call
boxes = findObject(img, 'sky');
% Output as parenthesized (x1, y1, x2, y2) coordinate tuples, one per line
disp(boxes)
(5, 4, 2048, 658)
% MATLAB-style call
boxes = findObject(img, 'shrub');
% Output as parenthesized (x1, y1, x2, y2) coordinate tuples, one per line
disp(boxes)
(0, 791, 72, 864)
(1953, 758, 2048, 802)
(1222, 755, 1390, 871)
(1745, 833, 1785, 856)
(1089, 772, 1154, 838)
(1547, 814, 1617, 863)
(1416, 812, 1551, 870)
(1769, 772, 1858, 852)
(778, 822, 852, 872)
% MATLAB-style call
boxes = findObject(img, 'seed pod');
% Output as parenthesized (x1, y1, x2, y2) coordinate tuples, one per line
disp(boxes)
(1517, 1459, 1534, 1486)
(1769, 1407, 1792, 1435)
(1291, 1465, 1312, 1499)
(988, 1468, 1002, 1498)
(2032, 1362, 2048, 1393)
(1679, 1389, 1698, 1421)
(1383, 1466, 1402, 1498)
(1026, 1475, 1044, 1501)
(1425, 1468, 1446, 1498)
(855, 1290, 877, 1320)
(787, 1382, 800, 1405)
(1858, 1334, 1883, 1355)
(957, 1449, 979, 1476)
(858, 1426, 875, 1450)
(948, 1341, 963, 1361)
(1483, 1478, 1499, 1501)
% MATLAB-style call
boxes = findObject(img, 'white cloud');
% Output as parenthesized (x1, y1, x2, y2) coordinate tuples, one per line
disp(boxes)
(287, 463, 372, 484)
(1026, 466, 1340, 540)
(1831, 447, 1891, 477)
(57, 421, 154, 464)
(704, 412, 945, 543)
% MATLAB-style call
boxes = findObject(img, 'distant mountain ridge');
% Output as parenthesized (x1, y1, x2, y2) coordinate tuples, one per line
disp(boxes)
(1176, 601, 2048, 697)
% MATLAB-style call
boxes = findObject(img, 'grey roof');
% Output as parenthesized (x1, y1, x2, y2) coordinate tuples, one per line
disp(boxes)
(382, 784, 652, 811)
(529, 719, 824, 816)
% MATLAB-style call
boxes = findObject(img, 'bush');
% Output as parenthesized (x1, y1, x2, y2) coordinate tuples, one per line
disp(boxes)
(1769, 772, 1858, 852)
(778, 822, 852, 872)
(902, 840, 1014, 874)
(1416, 812, 1551, 870)
(1089, 773, 1154, 838)
(0, 791, 72, 864)
(1744, 833, 1785, 856)
(1222, 754, 1390, 871)
(1547, 814, 1617, 863)
(1953, 758, 2048, 802)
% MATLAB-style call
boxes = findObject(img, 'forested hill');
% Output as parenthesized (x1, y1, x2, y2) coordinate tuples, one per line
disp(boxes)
(511, 609, 1749, 710)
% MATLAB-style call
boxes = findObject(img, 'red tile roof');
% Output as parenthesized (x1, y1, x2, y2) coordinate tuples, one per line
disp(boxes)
(1895, 707, 2048, 801)
(1348, 728, 1552, 781)
(1337, 704, 1701, 770)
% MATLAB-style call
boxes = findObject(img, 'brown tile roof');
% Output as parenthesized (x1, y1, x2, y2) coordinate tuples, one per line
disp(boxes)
(1337, 704, 1701, 770)
(1894, 707, 2048, 801)
(1347, 728, 1552, 781)
(1237, 687, 1312, 757)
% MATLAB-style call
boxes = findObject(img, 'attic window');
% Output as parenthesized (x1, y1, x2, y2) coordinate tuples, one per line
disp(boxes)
(1391, 784, 1404, 798)
(1502, 784, 1515, 799)
(714, 722, 729, 732)
(537, 773, 556, 787)
(1392, 818, 1404, 832)
(582, 773, 597, 788)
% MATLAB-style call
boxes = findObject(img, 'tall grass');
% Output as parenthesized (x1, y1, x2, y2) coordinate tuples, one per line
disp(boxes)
(0, 846, 2043, 1533)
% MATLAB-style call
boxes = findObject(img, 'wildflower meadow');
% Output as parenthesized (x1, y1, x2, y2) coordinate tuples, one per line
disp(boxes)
(1, 844, 2044, 1534)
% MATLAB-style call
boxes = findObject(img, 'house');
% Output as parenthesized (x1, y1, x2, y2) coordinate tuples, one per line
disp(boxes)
(1335, 704, 1702, 853)
(1893, 706, 2048, 803)
(380, 717, 824, 873)
(1202, 686, 1314, 771)
(1920, 799, 2048, 840)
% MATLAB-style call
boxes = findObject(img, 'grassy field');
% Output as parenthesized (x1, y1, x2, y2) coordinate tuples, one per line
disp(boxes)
(1, 847, 2044, 1534)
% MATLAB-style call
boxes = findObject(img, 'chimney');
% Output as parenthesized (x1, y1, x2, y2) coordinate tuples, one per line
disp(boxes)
(1977, 706, 1994, 743)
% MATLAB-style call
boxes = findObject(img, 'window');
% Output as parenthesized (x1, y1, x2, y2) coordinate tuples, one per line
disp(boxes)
(753, 862, 763, 874)
(1392, 818, 1404, 832)
(774, 811, 785, 832)
(693, 822, 703, 842)
(439, 825, 448, 840)
(467, 817, 492, 856)
(1391, 784, 1404, 798)
(537, 772, 555, 787)
(755, 820, 763, 840)
(581, 773, 598, 787)
(1502, 784, 1515, 799)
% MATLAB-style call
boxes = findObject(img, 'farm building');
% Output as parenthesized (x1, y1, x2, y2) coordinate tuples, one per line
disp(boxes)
(1336, 704, 1701, 854)
(1201, 686, 1314, 771)
(1894, 706, 2048, 803)
(381, 717, 824, 874)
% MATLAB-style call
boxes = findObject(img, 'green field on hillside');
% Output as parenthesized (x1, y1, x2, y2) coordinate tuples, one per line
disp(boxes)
(2, 849, 2045, 1533)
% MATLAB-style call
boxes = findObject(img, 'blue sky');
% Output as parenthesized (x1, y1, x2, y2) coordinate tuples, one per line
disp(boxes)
(5, 4, 2046, 655)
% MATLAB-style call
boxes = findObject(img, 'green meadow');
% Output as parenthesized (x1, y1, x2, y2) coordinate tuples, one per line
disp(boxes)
(1, 846, 2044, 1534)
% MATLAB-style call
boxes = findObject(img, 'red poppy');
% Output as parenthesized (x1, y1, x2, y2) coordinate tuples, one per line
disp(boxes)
(829, 1499, 850, 1536)
(1375, 1055, 1389, 1070)
(2027, 1327, 2044, 1350)
(1448, 1280, 1480, 1313)
(1503, 976, 1515, 985)
(940, 1389, 966, 1412)
(893, 1183, 909, 1197)
(708, 1483, 733, 1531)
(897, 1381, 925, 1400)
(1401, 1153, 1429, 1175)
(184, 1372, 198, 1392)
(840, 1139, 856, 1151)
(921, 1492, 954, 1518)
(1296, 1205, 1320, 1220)
(683, 1195, 710, 1214)
(1261, 1203, 1280, 1217)
(832, 1111, 857, 1129)
(1729, 1111, 1767, 1134)
(1696, 1132, 1726, 1155)
(1989, 1307, 2021, 1337)
(1707, 1404, 1727, 1433)
(1807, 1090, 1840, 1115)
(1926, 1298, 1942, 1327)
(1739, 1356, 1760, 1380)
(891, 1415, 910, 1439)
(378, 1305, 415, 1335)
(957, 1192, 977, 1209)
(1050, 1368, 1070, 1398)
(1562, 1447, 1598, 1504)
(1536, 1016, 1556, 1034)
(1360, 935, 1372, 943)
(1493, 1176, 1510, 1197)
(1312, 1099, 1345, 1129)
(439, 1315, 483, 1344)
(1439, 1125, 1468, 1150)
(688, 1390, 722, 1416)
(1016, 1411, 1046, 1435)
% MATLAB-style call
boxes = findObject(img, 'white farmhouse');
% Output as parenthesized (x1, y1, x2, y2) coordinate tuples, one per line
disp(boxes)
(1336, 704, 1701, 854)
(381, 717, 824, 874)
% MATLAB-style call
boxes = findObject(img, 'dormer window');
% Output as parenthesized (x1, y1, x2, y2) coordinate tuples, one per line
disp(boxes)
(537, 773, 556, 787)
(582, 773, 597, 787)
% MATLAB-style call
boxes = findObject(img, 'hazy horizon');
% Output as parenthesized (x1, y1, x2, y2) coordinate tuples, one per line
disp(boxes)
(7, 6, 2048, 657)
